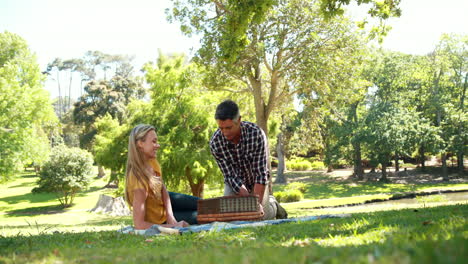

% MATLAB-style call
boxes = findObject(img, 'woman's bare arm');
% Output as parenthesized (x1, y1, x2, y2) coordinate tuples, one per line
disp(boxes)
(132, 188, 154, 230)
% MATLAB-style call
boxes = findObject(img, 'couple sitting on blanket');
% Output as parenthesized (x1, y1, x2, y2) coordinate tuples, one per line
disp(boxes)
(125, 100, 281, 230)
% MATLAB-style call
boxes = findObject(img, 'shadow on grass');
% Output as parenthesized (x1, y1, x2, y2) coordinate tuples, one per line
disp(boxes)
(20, 174, 38, 179)
(5, 204, 66, 216)
(0, 192, 57, 205)
(2, 186, 103, 205)
(272, 168, 467, 200)
(8, 180, 37, 188)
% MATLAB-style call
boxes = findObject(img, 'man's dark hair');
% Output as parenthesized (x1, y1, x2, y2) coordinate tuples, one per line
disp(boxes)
(215, 100, 240, 121)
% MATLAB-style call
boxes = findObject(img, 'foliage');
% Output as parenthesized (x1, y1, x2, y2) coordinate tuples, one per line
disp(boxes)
(93, 114, 129, 185)
(286, 157, 326, 171)
(169, 0, 367, 137)
(32, 145, 93, 207)
(0, 31, 58, 180)
(284, 182, 308, 194)
(273, 189, 303, 203)
(363, 102, 437, 180)
(142, 53, 223, 197)
(286, 159, 312, 171)
(73, 75, 145, 150)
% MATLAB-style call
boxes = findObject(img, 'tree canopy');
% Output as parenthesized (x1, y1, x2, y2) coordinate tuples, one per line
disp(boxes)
(0, 31, 57, 180)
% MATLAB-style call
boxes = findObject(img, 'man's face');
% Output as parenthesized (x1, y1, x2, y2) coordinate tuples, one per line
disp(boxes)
(216, 118, 241, 142)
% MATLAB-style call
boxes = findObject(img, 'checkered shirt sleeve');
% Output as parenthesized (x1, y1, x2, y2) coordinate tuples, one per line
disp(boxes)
(209, 122, 269, 194)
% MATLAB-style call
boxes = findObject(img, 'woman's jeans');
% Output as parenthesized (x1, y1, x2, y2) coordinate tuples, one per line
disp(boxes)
(169, 192, 199, 224)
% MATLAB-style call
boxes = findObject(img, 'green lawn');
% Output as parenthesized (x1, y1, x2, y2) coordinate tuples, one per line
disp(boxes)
(0, 169, 467, 263)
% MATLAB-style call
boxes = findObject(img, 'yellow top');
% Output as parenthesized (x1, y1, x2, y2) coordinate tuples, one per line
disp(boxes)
(127, 159, 166, 224)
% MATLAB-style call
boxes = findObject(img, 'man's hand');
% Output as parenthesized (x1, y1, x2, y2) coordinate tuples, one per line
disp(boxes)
(238, 185, 250, 196)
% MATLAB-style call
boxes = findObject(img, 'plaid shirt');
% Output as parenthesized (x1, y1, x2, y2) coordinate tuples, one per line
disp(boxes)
(209, 121, 270, 194)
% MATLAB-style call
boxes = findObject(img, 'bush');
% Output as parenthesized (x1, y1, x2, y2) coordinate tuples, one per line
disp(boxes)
(274, 189, 304, 203)
(32, 145, 93, 207)
(310, 161, 326, 170)
(331, 159, 350, 169)
(285, 158, 327, 171)
(286, 159, 312, 171)
(401, 163, 417, 169)
(274, 191, 285, 203)
(285, 182, 308, 194)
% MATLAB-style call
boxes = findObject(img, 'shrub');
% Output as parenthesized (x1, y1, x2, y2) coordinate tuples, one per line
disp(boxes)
(32, 145, 93, 207)
(310, 161, 326, 170)
(331, 159, 350, 169)
(274, 189, 303, 203)
(286, 159, 312, 171)
(283, 190, 303, 202)
(401, 163, 417, 169)
(286, 158, 327, 171)
(274, 191, 286, 203)
(285, 182, 308, 194)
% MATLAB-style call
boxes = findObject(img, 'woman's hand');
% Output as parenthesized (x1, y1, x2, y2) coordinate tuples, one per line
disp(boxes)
(166, 215, 178, 225)
(175, 220, 189, 227)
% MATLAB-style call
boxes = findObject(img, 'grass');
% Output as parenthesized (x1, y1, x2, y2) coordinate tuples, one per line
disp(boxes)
(0, 167, 467, 263)
(0, 205, 466, 263)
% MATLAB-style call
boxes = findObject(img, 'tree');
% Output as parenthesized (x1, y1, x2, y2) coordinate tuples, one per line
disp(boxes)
(0, 31, 57, 180)
(32, 145, 93, 207)
(363, 101, 429, 182)
(169, 0, 366, 137)
(436, 34, 467, 175)
(73, 75, 145, 149)
(143, 53, 223, 197)
(94, 114, 129, 186)
(415, 34, 467, 179)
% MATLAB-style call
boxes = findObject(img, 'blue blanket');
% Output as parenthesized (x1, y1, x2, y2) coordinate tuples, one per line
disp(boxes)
(119, 214, 350, 236)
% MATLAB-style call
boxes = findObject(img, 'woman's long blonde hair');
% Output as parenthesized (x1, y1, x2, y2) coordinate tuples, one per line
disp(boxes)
(124, 124, 160, 207)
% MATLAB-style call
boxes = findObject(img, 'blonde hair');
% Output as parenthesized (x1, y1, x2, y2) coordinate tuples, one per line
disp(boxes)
(124, 124, 160, 207)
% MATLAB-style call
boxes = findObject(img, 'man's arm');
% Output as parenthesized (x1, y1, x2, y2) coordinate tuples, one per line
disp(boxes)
(251, 127, 269, 201)
(253, 183, 266, 203)
(210, 139, 244, 194)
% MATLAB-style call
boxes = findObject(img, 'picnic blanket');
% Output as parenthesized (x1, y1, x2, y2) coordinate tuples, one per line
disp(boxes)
(118, 214, 350, 236)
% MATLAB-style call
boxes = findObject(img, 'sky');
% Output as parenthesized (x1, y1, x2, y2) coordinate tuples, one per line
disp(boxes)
(1, 0, 467, 99)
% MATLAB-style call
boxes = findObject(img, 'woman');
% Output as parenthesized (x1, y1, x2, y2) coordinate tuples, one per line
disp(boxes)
(125, 124, 198, 230)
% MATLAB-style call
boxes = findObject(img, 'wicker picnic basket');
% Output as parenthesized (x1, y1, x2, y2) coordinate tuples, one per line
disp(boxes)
(197, 195, 264, 224)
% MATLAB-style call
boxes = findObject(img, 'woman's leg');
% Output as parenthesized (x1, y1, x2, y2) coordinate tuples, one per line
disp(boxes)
(169, 192, 199, 210)
(169, 192, 199, 224)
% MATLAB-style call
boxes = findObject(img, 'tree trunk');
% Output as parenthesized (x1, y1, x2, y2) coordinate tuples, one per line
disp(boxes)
(185, 166, 205, 198)
(97, 165, 106, 178)
(456, 74, 466, 175)
(106, 169, 119, 187)
(457, 151, 464, 175)
(380, 162, 388, 182)
(327, 164, 333, 173)
(419, 145, 426, 172)
(190, 180, 205, 198)
(394, 154, 400, 172)
(275, 132, 287, 184)
(441, 152, 449, 181)
(57, 71, 62, 119)
(68, 70, 73, 110)
(352, 141, 363, 180)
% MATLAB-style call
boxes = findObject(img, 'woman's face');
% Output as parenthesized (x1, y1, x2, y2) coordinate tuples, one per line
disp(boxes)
(137, 130, 160, 160)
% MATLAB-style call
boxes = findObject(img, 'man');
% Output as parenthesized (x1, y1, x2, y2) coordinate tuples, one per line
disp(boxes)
(209, 100, 278, 219)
